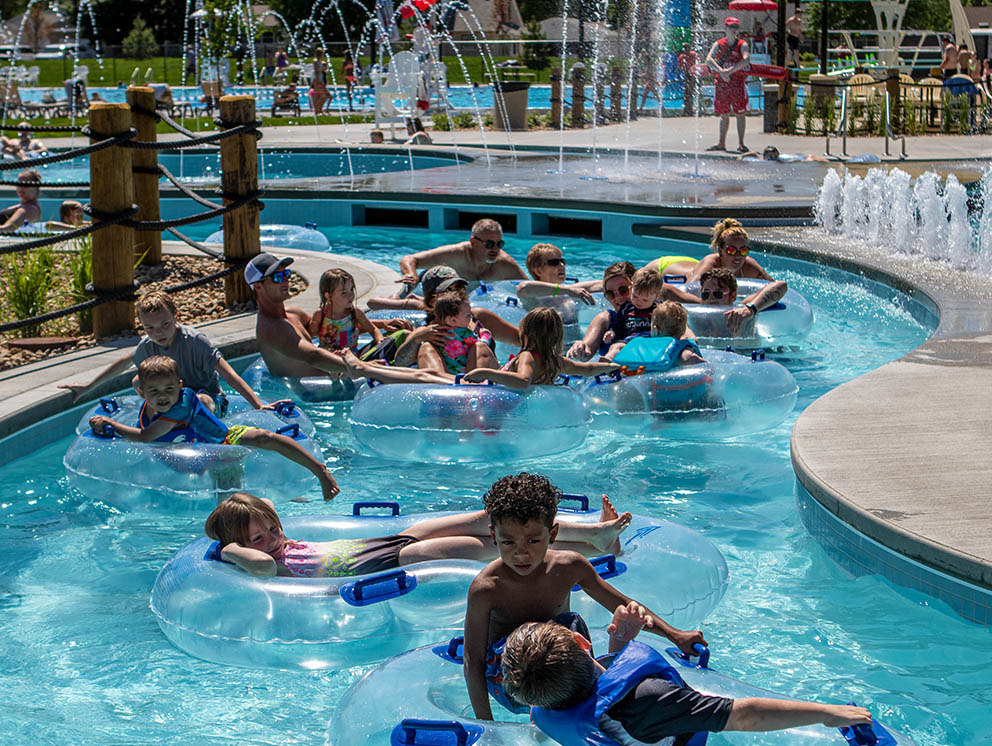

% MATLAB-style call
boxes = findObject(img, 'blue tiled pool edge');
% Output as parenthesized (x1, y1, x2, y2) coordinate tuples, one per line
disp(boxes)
(795, 479, 992, 625)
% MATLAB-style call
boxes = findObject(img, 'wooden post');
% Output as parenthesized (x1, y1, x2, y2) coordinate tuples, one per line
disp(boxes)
(126, 85, 162, 265)
(610, 65, 623, 121)
(777, 75, 793, 134)
(570, 63, 586, 129)
(89, 103, 135, 339)
(886, 67, 901, 132)
(593, 68, 606, 124)
(219, 95, 260, 306)
(550, 66, 562, 126)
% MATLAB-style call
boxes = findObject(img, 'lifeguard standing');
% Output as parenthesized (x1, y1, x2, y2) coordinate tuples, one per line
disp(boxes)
(705, 17, 751, 153)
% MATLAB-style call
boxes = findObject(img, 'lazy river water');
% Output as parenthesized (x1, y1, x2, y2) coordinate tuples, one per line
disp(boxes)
(1, 227, 986, 745)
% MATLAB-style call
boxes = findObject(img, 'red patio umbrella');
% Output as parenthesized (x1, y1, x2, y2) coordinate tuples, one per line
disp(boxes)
(399, 0, 439, 19)
(729, 0, 778, 10)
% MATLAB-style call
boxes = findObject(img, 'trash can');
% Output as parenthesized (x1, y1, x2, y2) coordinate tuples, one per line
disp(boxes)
(763, 83, 779, 132)
(493, 80, 530, 131)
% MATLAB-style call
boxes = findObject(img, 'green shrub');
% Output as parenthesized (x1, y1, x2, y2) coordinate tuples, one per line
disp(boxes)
(482, 112, 494, 128)
(802, 92, 815, 136)
(2, 246, 55, 338)
(67, 235, 94, 335)
(432, 112, 451, 131)
(784, 93, 799, 135)
(451, 111, 477, 129)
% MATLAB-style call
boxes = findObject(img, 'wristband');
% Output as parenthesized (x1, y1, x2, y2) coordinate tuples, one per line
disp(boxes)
(745, 302, 758, 316)
(553, 284, 560, 296)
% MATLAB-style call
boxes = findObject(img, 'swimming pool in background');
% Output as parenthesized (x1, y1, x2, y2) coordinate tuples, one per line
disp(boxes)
(0, 227, 987, 745)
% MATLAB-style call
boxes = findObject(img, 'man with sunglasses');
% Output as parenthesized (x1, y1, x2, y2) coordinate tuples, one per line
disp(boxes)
(395, 218, 526, 295)
(248, 253, 351, 378)
(695, 267, 787, 335)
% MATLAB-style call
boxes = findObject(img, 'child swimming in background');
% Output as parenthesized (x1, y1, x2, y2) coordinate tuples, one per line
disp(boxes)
(418, 291, 499, 375)
(461, 308, 619, 389)
(204, 489, 633, 578)
(89, 356, 340, 501)
(308, 268, 383, 353)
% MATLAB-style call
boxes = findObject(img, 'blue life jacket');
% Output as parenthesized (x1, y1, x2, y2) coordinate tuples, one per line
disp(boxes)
(532, 641, 704, 746)
(612, 337, 702, 372)
(138, 388, 229, 444)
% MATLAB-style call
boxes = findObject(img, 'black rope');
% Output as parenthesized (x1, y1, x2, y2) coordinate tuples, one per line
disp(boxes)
(0, 129, 137, 171)
(0, 179, 91, 187)
(163, 262, 244, 294)
(121, 122, 263, 151)
(165, 226, 223, 259)
(86, 190, 262, 231)
(0, 123, 85, 133)
(0, 282, 139, 333)
(155, 110, 201, 140)
(0, 205, 139, 256)
(156, 163, 224, 210)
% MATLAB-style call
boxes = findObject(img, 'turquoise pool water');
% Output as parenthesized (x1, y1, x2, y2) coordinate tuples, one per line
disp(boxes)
(29, 149, 464, 185)
(2, 228, 988, 745)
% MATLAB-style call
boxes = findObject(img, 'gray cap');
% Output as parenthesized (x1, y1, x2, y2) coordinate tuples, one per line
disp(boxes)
(244, 253, 293, 285)
(421, 265, 468, 297)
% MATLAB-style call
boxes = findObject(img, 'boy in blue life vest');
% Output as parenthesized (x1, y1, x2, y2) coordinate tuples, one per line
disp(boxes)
(500, 604, 872, 746)
(463, 473, 705, 721)
(88, 356, 340, 501)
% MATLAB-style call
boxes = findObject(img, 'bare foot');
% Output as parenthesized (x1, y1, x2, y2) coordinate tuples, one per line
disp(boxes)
(340, 348, 365, 379)
(600, 494, 619, 521)
(593, 510, 633, 554)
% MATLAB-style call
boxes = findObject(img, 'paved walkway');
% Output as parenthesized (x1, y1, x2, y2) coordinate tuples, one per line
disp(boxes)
(245, 115, 991, 164)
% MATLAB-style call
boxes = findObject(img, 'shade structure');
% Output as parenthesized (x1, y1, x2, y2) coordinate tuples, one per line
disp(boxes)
(728, 0, 778, 10)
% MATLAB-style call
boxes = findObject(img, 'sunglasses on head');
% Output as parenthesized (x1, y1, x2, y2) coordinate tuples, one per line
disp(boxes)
(723, 245, 749, 256)
(545, 257, 566, 267)
(604, 284, 631, 298)
(268, 269, 292, 283)
(700, 288, 727, 300)
(475, 238, 506, 249)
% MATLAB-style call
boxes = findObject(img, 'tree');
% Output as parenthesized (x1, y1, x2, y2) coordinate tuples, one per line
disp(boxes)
(522, 18, 551, 79)
(23, 5, 55, 52)
(122, 16, 159, 59)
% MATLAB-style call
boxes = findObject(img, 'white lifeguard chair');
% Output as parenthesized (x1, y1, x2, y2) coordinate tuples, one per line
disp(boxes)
(374, 51, 426, 137)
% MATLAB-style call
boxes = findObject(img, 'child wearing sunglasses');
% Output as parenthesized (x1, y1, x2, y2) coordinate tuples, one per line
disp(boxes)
(688, 218, 778, 283)
(516, 243, 600, 306)
(695, 267, 787, 335)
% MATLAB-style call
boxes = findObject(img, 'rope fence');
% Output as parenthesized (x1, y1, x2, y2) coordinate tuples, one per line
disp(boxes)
(0, 93, 264, 338)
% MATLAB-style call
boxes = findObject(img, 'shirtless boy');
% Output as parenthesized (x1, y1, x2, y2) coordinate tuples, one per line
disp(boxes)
(395, 219, 526, 294)
(463, 473, 705, 721)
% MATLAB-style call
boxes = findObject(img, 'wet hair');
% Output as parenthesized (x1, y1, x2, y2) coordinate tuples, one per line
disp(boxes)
(432, 291, 466, 324)
(762, 146, 780, 161)
(483, 472, 560, 529)
(470, 218, 502, 238)
(710, 218, 749, 253)
(525, 243, 562, 278)
(16, 169, 40, 188)
(135, 290, 178, 319)
(631, 267, 664, 295)
(603, 261, 636, 285)
(205, 492, 283, 547)
(501, 622, 597, 709)
(651, 301, 688, 338)
(518, 308, 563, 385)
(700, 267, 738, 294)
(60, 200, 83, 223)
(425, 285, 469, 324)
(137, 355, 180, 386)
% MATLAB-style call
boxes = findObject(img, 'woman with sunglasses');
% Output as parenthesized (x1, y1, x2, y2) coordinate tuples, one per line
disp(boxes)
(687, 218, 776, 282)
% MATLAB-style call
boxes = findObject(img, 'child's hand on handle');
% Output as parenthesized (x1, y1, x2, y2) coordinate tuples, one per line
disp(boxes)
(260, 398, 293, 411)
(669, 627, 707, 657)
(89, 415, 113, 434)
(608, 601, 653, 646)
(821, 705, 872, 728)
(461, 369, 491, 384)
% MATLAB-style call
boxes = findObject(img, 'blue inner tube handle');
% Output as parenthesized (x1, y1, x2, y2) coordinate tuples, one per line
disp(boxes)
(304, 221, 317, 230)
(273, 400, 299, 418)
(98, 397, 120, 414)
(559, 493, 590, 512)
(390, 719, 483, 746)
(663, 274, 688, 284)
(432, 635, 466, 664)
(751, 349, 766, 362)
(504, 296, 519, 307)
(565, 276, 579, 283)
(352, 501, 401, 516)
(572, 553, 627, 590)
(91, 422, 117, 439)
(594, 370, 624, 385)
(839, 704, 895, 746)
(665, 643, 711, 670)
(454, 374, 494, 386)
(275, 423, 303, 441)
(340, 568, 418, 607)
